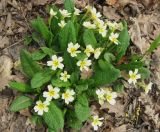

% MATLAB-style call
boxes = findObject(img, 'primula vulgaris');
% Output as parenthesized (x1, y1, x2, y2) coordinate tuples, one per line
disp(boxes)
(128, 69, 141, 85)
(67, 42, 81, 57)
(91, 115, 104, 131)
(96, 89, 106, 105)
(90, 7, 102, 20)
(84, 45, 94, 57)
(58, 20, 66, 28)
(34, 100, 49, 116)
(50, 9, 57, 17)
(77, 58, 92, 71)
(94, 48, 103, 59)
(105, 91, 117, 105)
(59, 9, 71, 18)
(109, 32, 119, 45)
(43, 85, 60, 101)
(143, 82, 153, 94)
(60, 71, 70, 82)
(74, 7, 81, 15)
(62, 89, 75, 104)
(83, 21, 96, 29)
(47, 55, 64, 70)
(96, 88, 117, 105)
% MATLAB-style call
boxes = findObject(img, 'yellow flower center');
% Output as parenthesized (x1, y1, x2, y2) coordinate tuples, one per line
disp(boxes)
(53, 60, 59, 67)
(70, 47, 76, 54)
(64, 92, 70, 99)
(80, 61, 86, 68)
(111, 37, 117, 43)
(37, 103, 45, 110)
(130, 74, 136, 80)
(106, 94, 112, 101)
(48, 90, 55, 96)
(93, 119, 99, 125)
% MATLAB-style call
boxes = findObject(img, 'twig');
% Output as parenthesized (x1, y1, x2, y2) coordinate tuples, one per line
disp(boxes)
(1, 39, 24, 51)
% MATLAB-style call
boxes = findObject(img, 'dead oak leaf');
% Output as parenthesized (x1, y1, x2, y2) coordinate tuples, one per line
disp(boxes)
(0, 36, 9, 49)
(0, 55, 13, 91)
(111, 124, 127, 132)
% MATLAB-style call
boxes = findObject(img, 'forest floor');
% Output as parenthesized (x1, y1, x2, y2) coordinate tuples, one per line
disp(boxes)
(0, 0, 160, 132)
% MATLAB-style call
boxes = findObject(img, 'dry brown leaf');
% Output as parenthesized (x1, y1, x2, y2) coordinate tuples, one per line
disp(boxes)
(0, 36, 9, 48)
(103, 6, 121, 21)
(80, 69, 93, 80)
(111, 124, 127, 132)
(106, 0, 118, 6)
(32, 0, 48, 6)
(5, 13, 12, 28)
(0, 55, 13, 91)
(20, 108, 31, 117)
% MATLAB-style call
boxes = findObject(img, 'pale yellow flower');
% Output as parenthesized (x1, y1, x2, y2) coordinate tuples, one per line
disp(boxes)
(47, 55, 64, 70)
(62, 89, 75, 104)
(128, 69, 141, 85)
(59, 9, 71, 18)
(43, 85, 60, 101)
(109, 32, 119, 45)
(83, 21, 96, 29)
(84, 45, 94, 57)
(91, 115, 104, 131)
(67, 42, 81, 57)
(58, 20, 66, 28)
(77, 58, 91, 71)
(60, 71, 70, 82)
(34, 100, 49, 115)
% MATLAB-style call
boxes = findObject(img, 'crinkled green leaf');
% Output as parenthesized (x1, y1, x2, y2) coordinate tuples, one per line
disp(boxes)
(43, 102, 64, 131)
(115, 21, 130, 61)
(75, 94, 90, 122)
(83, 29, 97, 48)
(75, 84, 88, 94)
(147, 34, 160, 53)
(31, 69, 53, 89)
(138, 67, 150, 79)
(31, 17, 53, 47)
(20, 50, 41, 78)
(31, 50, 46, 60)
(93, 60, 120, 86)
(9, 81, 33, 93)
(64, 0, 74, 13)
(10, 96, 33, 112)
(104, 52, 116, 63)
(41, 47, 55, 57)
(51, 77, 71, 88)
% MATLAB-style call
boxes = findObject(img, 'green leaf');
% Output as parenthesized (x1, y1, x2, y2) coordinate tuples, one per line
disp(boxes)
(114, 84, 124, 92)
(30, 115, 42, 125)
(104, 52, 115, 63)
(59, 21, 77, 71)
(75, 84, 88, 94)
(59, 21, 76, 50)
(75, 94, 90, 122)
(115, 21, 130, 61)
(9, 81, 33, 93)
(41, 47, 55, 57)
(51, 78, 71, 88)
(138, 67, 150, 79)
(20, 50, 41, 78)
(147, 34, 160, 53)
(31, 50, 46, 60)
(43, 102, 64, 131)
(93, 60, 120, 86)
(66, 110, 82, 130)
(24, 36, 32, 45)
(117, 61, 144, 70)
(10, 96, 33, 112)
(31, 17, 52, 47)
(83, 29, 97, 48)
(70, 71, 79, 84)
(64, 0, 74, 13)
(31, 70, 53, 88)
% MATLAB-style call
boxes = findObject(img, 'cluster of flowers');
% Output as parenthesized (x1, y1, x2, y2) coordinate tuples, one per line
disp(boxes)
(50, 7, 81, 28)
(34, 7, 153, 131)
(83, 6, 123, 44)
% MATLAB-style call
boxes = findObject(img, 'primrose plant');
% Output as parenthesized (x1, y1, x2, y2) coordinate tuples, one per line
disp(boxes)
(9, 0, 160, 131)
